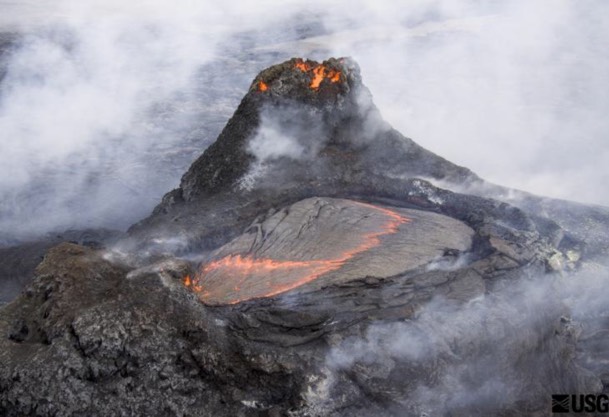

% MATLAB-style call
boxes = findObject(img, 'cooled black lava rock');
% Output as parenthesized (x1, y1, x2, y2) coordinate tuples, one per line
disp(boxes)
(0, 229, 124, 305)
(2, 57, 609, 417)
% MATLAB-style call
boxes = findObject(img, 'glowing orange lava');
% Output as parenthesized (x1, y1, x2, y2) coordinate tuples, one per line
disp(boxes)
(295, 61, 311, 72)
(294, 59, 342, 90)
(184, 203, 410, 305)
(258, 81, 268, 92)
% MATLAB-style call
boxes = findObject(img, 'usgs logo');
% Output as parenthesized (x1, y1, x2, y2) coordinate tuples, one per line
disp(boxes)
(552, 394, 609, 413)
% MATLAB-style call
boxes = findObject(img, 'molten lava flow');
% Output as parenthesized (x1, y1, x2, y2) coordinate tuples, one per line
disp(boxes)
(310, 66, 326, 89)
(184, 203, 410, 305)
(294, 59, 342, 90)
(295, 61, 311, 72)
(258, 81, 268, 92)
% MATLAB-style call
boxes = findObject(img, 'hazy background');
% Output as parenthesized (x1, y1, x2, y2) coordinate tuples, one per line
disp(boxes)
(1, 0, 608, 242)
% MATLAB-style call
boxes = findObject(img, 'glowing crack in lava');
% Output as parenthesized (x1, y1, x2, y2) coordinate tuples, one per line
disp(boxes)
(258, 81, 268, 92)
(294, 59, 342, 90)
(184, 202, 410, 305)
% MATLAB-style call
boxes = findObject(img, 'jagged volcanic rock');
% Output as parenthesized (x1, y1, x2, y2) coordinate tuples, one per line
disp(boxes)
(2, 57, 609, 417)
(0, 229, 124, 305)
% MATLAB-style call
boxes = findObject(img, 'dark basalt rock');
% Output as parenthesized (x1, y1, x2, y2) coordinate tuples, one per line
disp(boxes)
(0, 229, 124, 305)
(2, 57, 609, 416)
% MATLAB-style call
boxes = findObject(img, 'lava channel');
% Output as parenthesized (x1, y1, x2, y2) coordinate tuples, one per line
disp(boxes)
(184, 202, 409, 305)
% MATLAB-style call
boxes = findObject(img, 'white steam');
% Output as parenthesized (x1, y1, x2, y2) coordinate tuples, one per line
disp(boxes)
(239, 106, 328, 190)
(0, 1, 321, 241)
(314, 0, 609, 206)
(239, 121, 304, 191)
(249, 122, 305, 162)
(1, 0, 607, 241)
(324, 267, 607, 414)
